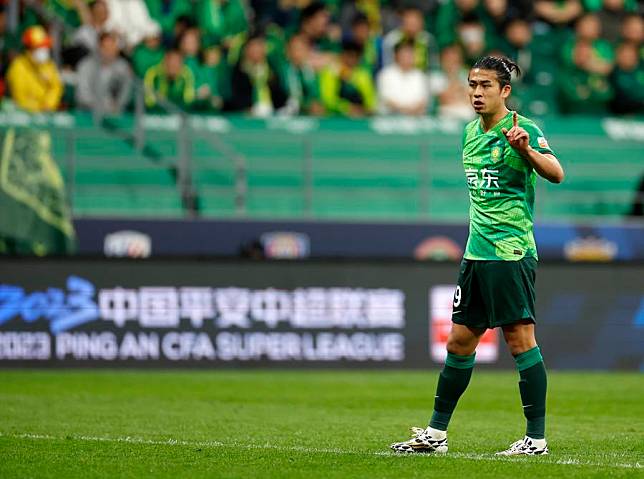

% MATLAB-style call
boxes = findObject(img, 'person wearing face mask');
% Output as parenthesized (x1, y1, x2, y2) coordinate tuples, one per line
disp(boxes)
(7, 26, 63, 113)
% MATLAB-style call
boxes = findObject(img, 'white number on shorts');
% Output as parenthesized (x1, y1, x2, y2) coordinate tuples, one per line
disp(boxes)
(453, 286, 462, 307)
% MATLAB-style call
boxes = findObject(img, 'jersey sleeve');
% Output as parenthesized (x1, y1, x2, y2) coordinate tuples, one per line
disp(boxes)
(523, 122, 554, 156)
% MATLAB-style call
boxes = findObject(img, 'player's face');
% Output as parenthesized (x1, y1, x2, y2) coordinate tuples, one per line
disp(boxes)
(468, 68, 510, 115)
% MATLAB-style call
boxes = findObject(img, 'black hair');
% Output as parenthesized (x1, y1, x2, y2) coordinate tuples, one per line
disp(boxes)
(351, 12, 369, 27)
(301, 2, 326, 23)
(341, 39, 363, 55)
(471, 55, 521, 87)
(394, 38, 415, 53)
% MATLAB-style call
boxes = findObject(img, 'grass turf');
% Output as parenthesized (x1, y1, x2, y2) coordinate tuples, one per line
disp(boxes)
(0, 370, 642, 478)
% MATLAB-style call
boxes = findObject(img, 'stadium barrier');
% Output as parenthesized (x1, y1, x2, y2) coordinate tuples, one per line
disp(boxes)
(1, 258, 642, 370)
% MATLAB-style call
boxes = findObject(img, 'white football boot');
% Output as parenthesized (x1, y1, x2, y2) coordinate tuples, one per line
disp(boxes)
(390, 426, 448, 454)
(496, 436, 548, 456)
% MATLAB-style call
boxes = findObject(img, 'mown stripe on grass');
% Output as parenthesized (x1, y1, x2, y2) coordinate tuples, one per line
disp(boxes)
(1, 432, 641, 470)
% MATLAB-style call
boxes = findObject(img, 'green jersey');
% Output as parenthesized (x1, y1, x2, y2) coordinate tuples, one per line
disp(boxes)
(462, 111, 554, 261)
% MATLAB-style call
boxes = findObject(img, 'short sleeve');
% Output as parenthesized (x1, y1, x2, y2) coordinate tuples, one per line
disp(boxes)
(523, 122, 554, 156)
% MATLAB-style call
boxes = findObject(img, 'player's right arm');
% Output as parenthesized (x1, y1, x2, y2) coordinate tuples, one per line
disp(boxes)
(502, 112, 564, 184)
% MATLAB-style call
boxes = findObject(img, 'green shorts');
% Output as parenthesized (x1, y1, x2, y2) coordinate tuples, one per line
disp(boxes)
(451, 257, 537, 329)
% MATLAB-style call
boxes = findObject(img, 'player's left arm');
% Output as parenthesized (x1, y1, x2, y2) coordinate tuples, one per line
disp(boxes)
(502, 111, 565, 184)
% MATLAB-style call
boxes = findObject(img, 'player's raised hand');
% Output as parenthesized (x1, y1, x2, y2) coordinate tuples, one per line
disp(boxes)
(501, 111, 530, 153)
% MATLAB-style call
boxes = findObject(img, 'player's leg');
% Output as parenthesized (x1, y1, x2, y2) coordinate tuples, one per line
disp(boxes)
(481, 258, 548, 455)
(428, 323, 486, 433)
(390, 324, 485, 453)
(497, 321, 548, 455)
(391, 260, 488, 453)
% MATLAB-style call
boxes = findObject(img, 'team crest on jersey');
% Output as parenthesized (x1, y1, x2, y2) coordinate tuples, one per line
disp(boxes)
(491, 146, 502, 159)
(537, 136, 549, 148)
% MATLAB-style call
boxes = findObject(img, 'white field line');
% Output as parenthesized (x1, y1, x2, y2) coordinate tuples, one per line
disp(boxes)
(1, 432, 641, 470)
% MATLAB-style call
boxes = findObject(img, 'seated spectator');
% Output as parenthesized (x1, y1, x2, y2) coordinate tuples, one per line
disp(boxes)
(7, 26, 63, 112)
(383, 5, 435, 71)
(179, 27, 222, 111)
(319, 40, 376, 117)
(225, 33, 288, 116)
(281, 34, 323, 116)
(428, 44, 474, 120)
(105, 0, 160, 49)
(609, 42, 644, 114)
(144, 49, 195, 110)
(500, 19, 535, 82)
(562, 14, 614, 76)
(377, 40, 429, 116)
(435, 0, 480, 49)
(145, 0, 193, 37)
(620, 13, 643, 46)
(534, 0, 583, 27)
(197, 0, 248, 50)
(132, 25, 164, 77)
(70, 0, 110, 56)
(558, 41, 613, 113)
(594, 0, 631, 44)
(76, 31, 132, 114)
(481, 0, 508, 49)
(346, 13, 381, 75)
(457, 14, 488, 65)
(296, 2, 340, 71)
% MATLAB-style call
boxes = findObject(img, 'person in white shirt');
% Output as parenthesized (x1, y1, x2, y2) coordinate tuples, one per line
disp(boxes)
(104, 0, 160, 50)
(377, 39, 429, 116)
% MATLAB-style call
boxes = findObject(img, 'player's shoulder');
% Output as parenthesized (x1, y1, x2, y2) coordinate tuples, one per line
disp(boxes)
(462, 118, 479, 140)
(516, 113, 543, 133)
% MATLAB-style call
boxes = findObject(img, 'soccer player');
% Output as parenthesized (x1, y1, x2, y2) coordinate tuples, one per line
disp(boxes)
(391, 56, 564, 456)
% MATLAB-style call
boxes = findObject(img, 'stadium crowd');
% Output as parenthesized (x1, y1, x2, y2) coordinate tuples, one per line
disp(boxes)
(0, 0, 642, 117)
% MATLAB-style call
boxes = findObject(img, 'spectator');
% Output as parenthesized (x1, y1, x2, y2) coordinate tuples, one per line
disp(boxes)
(179, 27, 221, 110)
(145, 0, 193, 37)
(562, 14, 615, 76)
(144, 49, 195, 109)
(105, 0, 160, 49)
(534, 0, 583, 27)
(71, 0, 110, 54)
(7, 26, 63, 112)
(297, 2, 339, 71)
(428, 44, 474, 120)
(319, 40, 376, 117)
(281, 34, 322, 115)
(382, 5, 435, 71)
(595, 0, 632, 44)
(346, 13, 381, 75)
(609, 42, 644, 114)
(481, 0, 508, 49)
(225, 33, 288, 116)
(435, 0, 480, 49)
(558, 40, 613, 113)
(457, 14, 488, 65)
(197, 0, 248, 49)
(501, 19, 535, 82)
(132, 25, 164, 77)
(76, 31, 132, 114)
(377, 40, 429, 116)
(620, 13, 643, 46)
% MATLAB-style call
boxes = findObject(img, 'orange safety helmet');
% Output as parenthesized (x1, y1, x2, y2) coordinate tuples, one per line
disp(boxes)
(22, 25, 52, 49)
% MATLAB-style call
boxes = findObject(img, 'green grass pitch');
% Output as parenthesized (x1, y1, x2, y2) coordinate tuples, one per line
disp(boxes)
(0, 370, 642, 478)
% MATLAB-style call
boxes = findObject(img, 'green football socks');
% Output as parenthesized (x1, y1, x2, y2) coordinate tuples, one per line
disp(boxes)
(429, 352, 476, 431)
(514, 346, 547, 439)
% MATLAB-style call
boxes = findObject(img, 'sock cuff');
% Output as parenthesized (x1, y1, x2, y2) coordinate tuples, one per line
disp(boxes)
(445, 352, 476, 369)
(514, 346, 543, 371)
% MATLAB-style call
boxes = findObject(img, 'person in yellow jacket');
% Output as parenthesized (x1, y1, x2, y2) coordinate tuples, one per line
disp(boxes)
(7, 26, 63, 112)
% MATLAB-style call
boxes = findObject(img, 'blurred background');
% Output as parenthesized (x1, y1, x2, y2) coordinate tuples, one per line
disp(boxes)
(0, 0, 642, 370)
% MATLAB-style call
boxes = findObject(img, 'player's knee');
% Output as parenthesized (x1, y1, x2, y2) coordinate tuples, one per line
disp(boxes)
(446, 336, 476, 356)
(506, 337, 535, 356)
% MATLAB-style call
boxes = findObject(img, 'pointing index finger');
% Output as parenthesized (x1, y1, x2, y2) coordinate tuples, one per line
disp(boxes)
(513, 111, 518, 127)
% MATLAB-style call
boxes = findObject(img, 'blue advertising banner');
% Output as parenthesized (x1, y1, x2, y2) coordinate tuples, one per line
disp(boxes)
(74, 218, 644, 261)
(0, 259, 642, 370)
